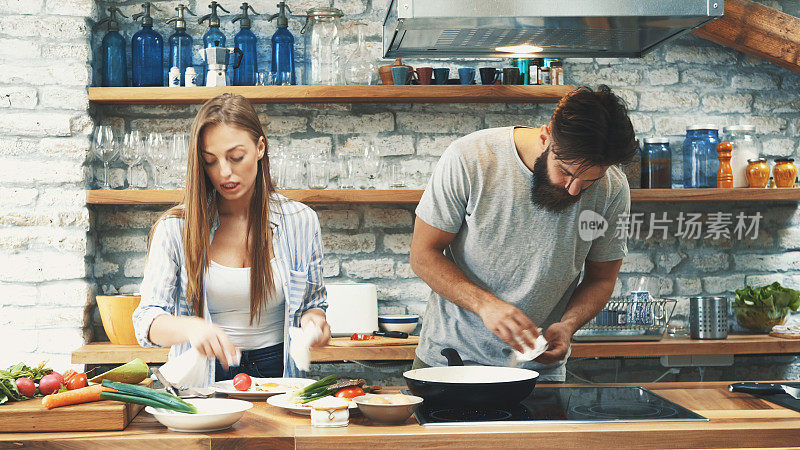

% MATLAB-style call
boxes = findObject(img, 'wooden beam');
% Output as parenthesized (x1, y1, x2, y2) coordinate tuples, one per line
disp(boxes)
(693, 0, 800, 75)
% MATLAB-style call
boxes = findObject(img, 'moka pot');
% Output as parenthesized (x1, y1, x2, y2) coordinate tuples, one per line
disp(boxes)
(199, 43, 243, 86)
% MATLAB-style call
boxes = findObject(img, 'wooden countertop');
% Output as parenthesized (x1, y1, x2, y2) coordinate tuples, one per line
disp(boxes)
(72, 334, 800, 365)
(2, 381, 799, 448)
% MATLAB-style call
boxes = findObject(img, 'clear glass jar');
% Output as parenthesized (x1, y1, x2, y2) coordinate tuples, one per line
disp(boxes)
(722, 125, 760, 188)
(344, 22, 377, 85)
(682, 125, 720, 188)
(641, 137, 672, 188)
(302, 7, 343, 85)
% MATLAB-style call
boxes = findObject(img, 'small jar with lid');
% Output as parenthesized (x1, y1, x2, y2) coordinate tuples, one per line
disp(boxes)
(746, 158, 770, 188)
(722, 125, 760, 187)
(641, 137, 672, 188)
(683, 124, 720, 188)
(309, 396, 349, 427)
(773, 158, 798, 188)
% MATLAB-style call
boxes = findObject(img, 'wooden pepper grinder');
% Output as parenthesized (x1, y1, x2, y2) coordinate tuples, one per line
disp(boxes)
(717, 142, 734, 188)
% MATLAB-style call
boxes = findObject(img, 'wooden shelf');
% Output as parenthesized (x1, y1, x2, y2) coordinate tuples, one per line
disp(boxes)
(86, 188, 800, 205)
(88, 85, 574, 104)
(72, 334, 800, 366)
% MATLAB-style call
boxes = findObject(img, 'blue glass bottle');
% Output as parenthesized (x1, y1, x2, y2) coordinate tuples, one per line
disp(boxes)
(268, 1, 296, 85)
(166, 5, 196, 86)
(97, 6, 128, 87)
(683, 125, 721, 188)
(641, 137, 672, 188)
(199, 1, 230, 79)
(232, 3, 259, 86)
(131, 3, 164, 87)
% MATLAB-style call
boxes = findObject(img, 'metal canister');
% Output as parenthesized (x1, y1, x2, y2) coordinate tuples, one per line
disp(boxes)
(689, 296, 729, 339)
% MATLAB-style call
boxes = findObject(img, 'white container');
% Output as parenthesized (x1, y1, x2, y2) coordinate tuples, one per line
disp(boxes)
(723, 125, 760, 188)
(310, 397, 349, 427)
(168, 66, 181, 87)
(325, 283, 378, 337)
(185, 67, 197, 87)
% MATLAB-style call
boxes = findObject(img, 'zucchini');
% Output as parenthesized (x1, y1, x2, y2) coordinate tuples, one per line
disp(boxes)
(100, 391, 196, 414)
(101, 380, 197, 413)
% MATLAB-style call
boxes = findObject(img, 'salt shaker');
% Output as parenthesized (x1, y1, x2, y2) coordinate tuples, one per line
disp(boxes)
(185, 67, 197, 87)
(168, 66, 181, 87)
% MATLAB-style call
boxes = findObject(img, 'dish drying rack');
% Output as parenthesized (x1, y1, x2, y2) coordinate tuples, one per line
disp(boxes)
(573, 297, 677, 342)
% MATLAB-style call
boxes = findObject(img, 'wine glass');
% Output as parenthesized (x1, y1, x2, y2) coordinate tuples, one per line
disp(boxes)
(92, 125, 117, 189)
(144, 132, 168, 189)
(120, 131, 143, 189)
(362, 139, 383, 189)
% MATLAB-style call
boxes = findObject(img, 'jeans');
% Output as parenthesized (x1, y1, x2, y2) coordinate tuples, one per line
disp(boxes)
(214, 342, 284, 381)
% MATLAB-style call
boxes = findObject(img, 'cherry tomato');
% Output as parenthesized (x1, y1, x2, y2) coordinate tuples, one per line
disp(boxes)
(350, 333, 374, 341)
(66, 373, 87, 390)
(233, 373, 252, 391)
(335, 386, 365, 399)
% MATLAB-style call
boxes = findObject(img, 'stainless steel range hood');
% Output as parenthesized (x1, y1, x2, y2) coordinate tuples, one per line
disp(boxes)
(383, 1, 724, 58)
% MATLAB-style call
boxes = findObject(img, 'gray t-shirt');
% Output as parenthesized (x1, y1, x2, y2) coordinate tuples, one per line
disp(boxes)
(415, 127, 629, 381)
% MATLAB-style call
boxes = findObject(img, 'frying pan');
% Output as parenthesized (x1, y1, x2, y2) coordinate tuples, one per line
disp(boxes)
(403, 348, 538, 408)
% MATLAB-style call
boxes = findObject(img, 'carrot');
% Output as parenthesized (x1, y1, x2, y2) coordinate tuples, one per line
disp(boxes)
(41, 384, 116, 409)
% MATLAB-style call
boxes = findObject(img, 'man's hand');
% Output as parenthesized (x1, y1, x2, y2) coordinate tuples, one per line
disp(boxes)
(478, 298, 540, 352)
(534, 322, 572, 365)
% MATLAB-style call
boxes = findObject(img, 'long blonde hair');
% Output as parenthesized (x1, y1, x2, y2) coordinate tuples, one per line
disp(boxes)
(150, 93, 276, 323)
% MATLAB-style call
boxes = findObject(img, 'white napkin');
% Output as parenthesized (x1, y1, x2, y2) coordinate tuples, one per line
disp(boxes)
(156, 348, 212, 388)
(289, 325, 322, 372)
(512, 329, 548, 365)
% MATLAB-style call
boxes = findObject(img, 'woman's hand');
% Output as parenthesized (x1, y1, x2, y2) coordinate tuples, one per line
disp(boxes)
(183, 317, 239, 369)
(300, 309, 331, 347)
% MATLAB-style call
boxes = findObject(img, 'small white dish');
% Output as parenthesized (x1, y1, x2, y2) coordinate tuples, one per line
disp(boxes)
(378, 314, 419, 334)
(210, 377, 315, 400)
(145, 398, 253, 433)
(353, 393, 423, 424)
(267, 392, 358, 416)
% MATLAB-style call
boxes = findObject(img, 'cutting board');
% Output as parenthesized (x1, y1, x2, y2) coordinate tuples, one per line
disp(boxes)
(0, 380, 151, 433)
(329, 335, 420, 347)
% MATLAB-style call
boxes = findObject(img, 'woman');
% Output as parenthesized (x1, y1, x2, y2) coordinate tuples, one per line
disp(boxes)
(133, 93, 330, 386)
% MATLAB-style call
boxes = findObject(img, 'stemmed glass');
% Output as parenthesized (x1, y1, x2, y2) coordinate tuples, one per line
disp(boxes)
(145, 132, 168, 189)
(92, 125, 117, 189)
(362, 139, 383, 189)
(120, 131, 143, 189)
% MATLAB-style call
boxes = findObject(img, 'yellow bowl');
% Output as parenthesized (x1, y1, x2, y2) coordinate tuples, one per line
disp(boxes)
(96, 295, 141, 345)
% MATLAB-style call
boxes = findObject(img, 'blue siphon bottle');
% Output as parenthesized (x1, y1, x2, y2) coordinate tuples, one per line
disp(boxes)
(131, 2, 164, 87)
(96, 6, 128, 87)
(232, 3, 260, 86)
(199, 1, 230, 80)
(166, 4, 196, 86)
(268, 1, 296, 85)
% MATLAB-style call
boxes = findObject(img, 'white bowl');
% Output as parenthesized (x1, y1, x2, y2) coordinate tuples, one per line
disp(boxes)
(353, 393, 423, 424)
(378, 315, 419, 334)
(145, 398, 253, 432)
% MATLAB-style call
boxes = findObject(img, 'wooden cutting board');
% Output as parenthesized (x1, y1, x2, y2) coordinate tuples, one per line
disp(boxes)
(328, 335, 420, 347)
(0, 380, 151, 433)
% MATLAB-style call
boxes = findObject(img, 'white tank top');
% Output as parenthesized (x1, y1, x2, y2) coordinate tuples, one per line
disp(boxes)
(205, 259, 285, 350)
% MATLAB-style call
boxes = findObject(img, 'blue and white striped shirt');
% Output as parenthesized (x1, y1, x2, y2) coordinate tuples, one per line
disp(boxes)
(133, 193, 327, 386)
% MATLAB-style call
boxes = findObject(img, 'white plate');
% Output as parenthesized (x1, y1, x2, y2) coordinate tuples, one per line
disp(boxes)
(145, 398, 253, 433)
(210, 377, 316, 400)
(267, 392, 359, 416)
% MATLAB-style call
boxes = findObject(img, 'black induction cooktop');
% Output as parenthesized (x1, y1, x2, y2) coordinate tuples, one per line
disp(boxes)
(411, 386, 708, 426)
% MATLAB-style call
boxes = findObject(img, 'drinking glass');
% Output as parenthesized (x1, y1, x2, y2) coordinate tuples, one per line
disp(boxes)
(170, 133, 189, 189)
(306, 155, 329, 189)
(388, 163, 407, 188)
(144, 132, 168, 189)
(362, 140, 383, 189)
(336, 156, 355, 189)
(120, 131, 143, 189)
(279, 71, 293, 86)
(285, 154, 306, 189)
(92, 125, 117, 189)
(256, 71, 270, 86)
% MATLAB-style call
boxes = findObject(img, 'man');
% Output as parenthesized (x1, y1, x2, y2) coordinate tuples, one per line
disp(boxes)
(410, 85, 638, 381)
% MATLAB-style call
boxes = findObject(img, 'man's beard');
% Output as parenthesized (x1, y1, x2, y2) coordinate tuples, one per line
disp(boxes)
(531, 150, 582, 212)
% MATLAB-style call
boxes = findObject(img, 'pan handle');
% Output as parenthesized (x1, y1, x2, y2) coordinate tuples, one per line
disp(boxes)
(440, 348, 464, 366)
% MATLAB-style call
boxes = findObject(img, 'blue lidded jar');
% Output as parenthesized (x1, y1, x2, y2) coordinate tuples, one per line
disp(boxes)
(641, 137, 672, 188)
(683, 124, 720, 188)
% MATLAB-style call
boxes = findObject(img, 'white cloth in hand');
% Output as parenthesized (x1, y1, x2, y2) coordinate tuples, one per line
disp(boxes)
(157, 348, 211, 388)
(289, 325, 322, 372)
(512, 329, 548, 365)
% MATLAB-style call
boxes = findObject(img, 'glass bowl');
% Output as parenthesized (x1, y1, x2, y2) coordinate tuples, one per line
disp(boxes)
(733, 306, 789, 332)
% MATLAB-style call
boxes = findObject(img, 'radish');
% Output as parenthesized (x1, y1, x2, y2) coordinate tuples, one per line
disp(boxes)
(15, 377, 35, 397)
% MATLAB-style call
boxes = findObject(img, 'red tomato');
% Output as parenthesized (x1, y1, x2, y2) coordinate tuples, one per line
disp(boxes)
(66, 373, 87, 390)
(350, 333, 374, 341)
(335, 386, 365, 399)
(15, 377, 36, 397)
(233, 373, 252, 391)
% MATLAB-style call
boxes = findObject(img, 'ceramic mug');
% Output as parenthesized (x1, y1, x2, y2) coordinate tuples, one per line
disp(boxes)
(502, 67, 520, 85)
(479, 67, 499, 85)
(416, 67, 434, 85)
(458, 68, 476, 85)
(391, 66, 417, 85)
(433, 68, 450, 85)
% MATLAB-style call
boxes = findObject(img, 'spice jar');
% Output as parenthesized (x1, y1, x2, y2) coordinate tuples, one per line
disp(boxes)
(746, 158, 770, 188)
(641, 137, 672, 188)
(310, 397, 349, 427)
(773, 158, 797, 188)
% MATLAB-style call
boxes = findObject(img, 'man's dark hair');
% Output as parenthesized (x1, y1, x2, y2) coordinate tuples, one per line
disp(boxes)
(549, 85, 638, 169)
